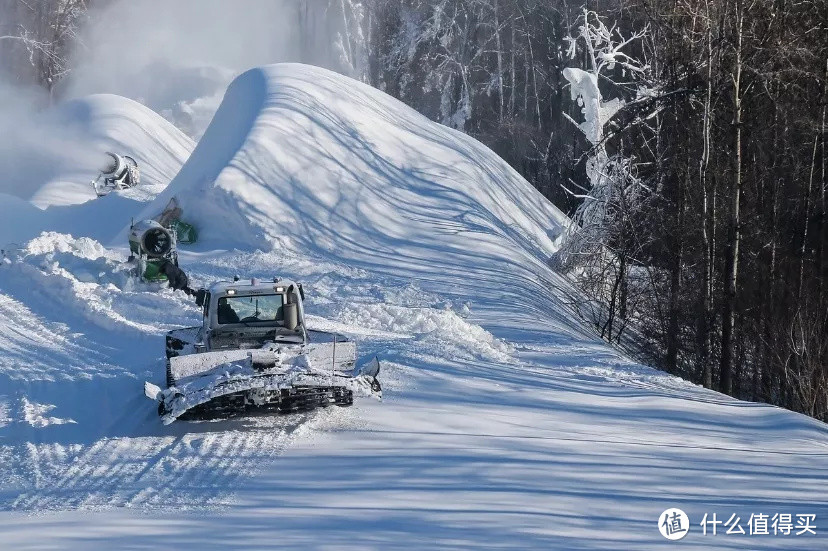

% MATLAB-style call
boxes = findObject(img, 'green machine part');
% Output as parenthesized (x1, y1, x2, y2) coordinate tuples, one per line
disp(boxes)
(172, 220, 198, 244)
(142, 258, 168, 282)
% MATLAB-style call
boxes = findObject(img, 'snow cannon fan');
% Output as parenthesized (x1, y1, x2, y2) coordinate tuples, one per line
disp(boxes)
(128, 220, 178, 282)
(91, 152, 140, 197)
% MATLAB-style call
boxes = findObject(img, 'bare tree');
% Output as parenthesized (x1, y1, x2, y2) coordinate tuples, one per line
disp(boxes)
(0, 0, 89, 96)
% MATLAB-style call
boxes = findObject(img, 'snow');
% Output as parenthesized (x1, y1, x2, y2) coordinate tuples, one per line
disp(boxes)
(21, 398, 77, 428)
(0, 94, 194, 245)
(0, 64, 825, 549)
(563, 67, 622, 145)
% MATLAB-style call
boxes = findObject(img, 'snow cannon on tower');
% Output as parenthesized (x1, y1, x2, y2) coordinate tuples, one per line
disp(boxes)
(91, 152, 140, 196)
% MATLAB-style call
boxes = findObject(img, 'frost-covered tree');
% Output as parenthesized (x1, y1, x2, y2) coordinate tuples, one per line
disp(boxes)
(552, 8, 653, 342)
(380, 0, 491, 130)
(558, 8, 650, 244)
(0, 0, 89, 96)
(332, 0, 371, 81)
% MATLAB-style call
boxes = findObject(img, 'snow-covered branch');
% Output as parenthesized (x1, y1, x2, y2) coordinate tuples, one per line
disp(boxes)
(562, 8, 652, 147)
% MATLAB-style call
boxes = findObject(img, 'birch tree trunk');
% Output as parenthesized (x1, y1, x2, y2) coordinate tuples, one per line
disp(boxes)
(527, 34, 541, 130)
(493, 0, 504, 123)
(667, 155, 687, 373)
(700, 1, 714, 389)
(801, 135, 818, 299)
(819, 58, 827, 302)
(719, 0, 744, 396)
(719, 1, 744, 394)
(509, 16, 516, 118)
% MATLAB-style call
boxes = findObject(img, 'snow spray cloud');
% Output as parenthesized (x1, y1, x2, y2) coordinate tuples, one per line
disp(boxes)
(63, 0, 337, 138)
(0, 78, 108, 200)
(0, 0, 348, 199)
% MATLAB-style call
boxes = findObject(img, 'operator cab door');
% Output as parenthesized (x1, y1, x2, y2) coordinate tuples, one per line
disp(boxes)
(194, 290, 211, 349)
(285, 284, 305, 328)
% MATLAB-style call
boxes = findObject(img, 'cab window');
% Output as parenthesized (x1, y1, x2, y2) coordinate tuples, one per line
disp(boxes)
(216, 294, 284, 324)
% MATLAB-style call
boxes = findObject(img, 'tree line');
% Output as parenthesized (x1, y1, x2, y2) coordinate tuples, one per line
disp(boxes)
(349, 0, 827, 421)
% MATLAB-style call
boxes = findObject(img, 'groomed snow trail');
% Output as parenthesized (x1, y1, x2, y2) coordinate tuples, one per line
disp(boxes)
(8, 416, 306, 511)
(0, 239, 315, 512)
(0, 64, 825, 550)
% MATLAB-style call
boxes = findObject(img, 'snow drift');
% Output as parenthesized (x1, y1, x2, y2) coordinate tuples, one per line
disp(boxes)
(0, 94, 194, 245)
(133, 65, 570, 309)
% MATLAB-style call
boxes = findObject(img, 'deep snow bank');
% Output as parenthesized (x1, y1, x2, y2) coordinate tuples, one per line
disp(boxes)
(133, 64, 569, 309)
(28, 94, 195, 208)
(0, 94, 195, 245)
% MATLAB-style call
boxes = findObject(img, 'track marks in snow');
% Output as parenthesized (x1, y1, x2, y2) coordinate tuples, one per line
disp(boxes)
(0, 293, 121, 381)
(8, 415, 308, 511)
(0, 398, 10, 428)
(2, 234, 200, 337)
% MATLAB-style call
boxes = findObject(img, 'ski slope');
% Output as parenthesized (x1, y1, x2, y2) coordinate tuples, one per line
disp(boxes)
(0, 64, 825, 550)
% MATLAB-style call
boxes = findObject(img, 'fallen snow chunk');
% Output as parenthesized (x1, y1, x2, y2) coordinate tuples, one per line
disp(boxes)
(334, 303, 513, 362)
(21, 398, 76, 428)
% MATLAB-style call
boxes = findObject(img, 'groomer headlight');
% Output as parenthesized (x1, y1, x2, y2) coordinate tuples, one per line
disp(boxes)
(226, 289, 236, 296)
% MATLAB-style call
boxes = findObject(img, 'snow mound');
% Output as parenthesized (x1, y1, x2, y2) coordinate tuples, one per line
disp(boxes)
(133, 64, 568, 296)
(333, 302, 514, 363)
(0, 94, 194, 245)
(28, 94, 195, 208)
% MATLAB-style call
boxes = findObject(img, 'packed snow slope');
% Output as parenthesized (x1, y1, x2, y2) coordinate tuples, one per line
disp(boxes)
(0, 64, 826, 550)
(30, 93, 194, 208)
(131, 64, 570, 295)
(0, 93, 194, 244)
